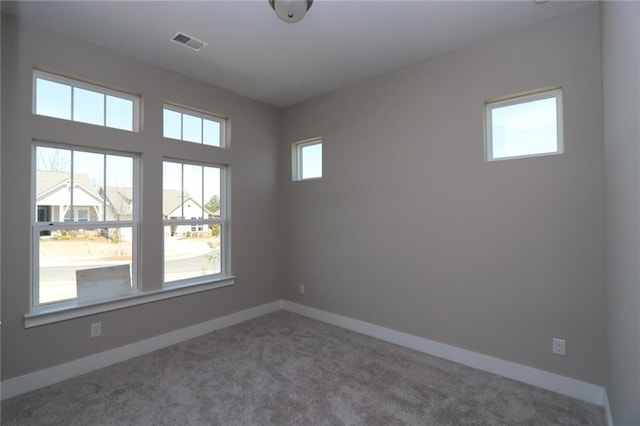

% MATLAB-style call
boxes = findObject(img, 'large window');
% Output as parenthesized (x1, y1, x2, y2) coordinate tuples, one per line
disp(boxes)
(33, 70, 140, 132)
(292, 137, 322, 181)
(485, 87, 563, 161)
(163, 105, 225, 147)
(27, 70, 234, 326)
(162, 160, 226, 285)
(32, 144, 138, 307)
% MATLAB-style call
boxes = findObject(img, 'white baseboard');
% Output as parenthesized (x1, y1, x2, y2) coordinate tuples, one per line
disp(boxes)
(603, 389, 614, 426)
(3, 297, 611, 419)
(282, 300, 607, 408)
(1, 300, 283, 400)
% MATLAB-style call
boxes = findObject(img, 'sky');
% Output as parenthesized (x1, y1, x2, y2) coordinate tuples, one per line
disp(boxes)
(35, 75, 223, 204)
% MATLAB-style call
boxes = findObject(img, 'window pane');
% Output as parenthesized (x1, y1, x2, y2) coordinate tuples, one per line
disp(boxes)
(73, 87, 105, 126)
(182, 114, 202, 143)
(106, 96, 134, 131)
(163, 161, 183, 220)
(36, 146, 71, 222)
(36, 78, 71, 120)
(491, 96, 558, 159)
(164, 224, 221, 283)
(301, 143, 322, 179)
(105, 155, 134, 221)
(183, 164, 204, 219)
(203, 167, 221, 219)
(163, 109, 182, 140)
(38, 227, 133, 304)
(203, 119, 221, 147)
(72, 151, 104, 222)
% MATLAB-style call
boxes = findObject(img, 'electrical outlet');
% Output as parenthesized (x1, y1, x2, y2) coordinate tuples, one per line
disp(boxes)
(552, 338, 566, 356)
(299, 284, 305, 294)
(91, 322, 102, 338)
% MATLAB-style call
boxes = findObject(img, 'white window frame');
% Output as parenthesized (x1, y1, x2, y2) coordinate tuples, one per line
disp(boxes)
(31, 142, 140, 312)
(33, 70, 141, 132)
(484, 87, 563, 161)
(163, 104, 227, 148)
(162, 159, 230, 288)
(292, 137, 323, 181)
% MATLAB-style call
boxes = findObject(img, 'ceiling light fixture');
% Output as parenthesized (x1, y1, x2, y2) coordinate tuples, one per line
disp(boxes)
(269, 0, 313, 23)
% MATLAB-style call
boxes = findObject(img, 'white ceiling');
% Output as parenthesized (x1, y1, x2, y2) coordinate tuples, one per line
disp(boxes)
(2, 1, 589, 107)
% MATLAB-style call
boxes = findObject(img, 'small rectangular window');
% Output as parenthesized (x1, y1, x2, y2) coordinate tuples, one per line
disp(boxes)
(162, 160, 227, 285)
(162, 105, 226, 148)
(485, 87, 563, 161)
(33, 144, 138, 307)
(292, 138, 322, 181)
(33, 70, 140, 132)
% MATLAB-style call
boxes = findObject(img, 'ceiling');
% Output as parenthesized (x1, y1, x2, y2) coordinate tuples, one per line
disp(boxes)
(2, 1, 590, 108)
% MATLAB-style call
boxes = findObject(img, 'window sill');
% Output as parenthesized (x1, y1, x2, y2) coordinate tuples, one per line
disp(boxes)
(24, 276, 236, 328)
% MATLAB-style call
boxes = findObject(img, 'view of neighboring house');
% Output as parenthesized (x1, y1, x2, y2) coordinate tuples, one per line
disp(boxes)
(162, 189, 217, 236)
(36, 171, 104, 223)
(36, 170, 216, 238)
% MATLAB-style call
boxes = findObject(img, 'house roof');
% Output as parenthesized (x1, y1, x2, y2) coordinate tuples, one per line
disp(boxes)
(37, 171, 218, 218)
(36, 170, 103, 202)
(163, 191, 217, 218)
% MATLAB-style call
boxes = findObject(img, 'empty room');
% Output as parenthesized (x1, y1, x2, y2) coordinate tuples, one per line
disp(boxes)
(0, 1, 638, 425)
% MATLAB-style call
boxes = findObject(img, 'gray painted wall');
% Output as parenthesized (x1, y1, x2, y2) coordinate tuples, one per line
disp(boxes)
(282, 5, 606, 385)
(602, 2, 640, 424)
(1, 14, 283, 380)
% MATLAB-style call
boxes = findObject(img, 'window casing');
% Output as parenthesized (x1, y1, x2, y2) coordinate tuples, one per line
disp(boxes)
(485, 87, 563, 161)
(162, 160, 228, 286)
(33, 70, 140, 132)
(163, 104, 226, 147)
(32, 143, 139, 309)
(292, 137, 322, 181)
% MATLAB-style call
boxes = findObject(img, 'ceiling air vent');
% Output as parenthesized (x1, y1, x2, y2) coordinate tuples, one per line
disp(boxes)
(171, 32, 208, 52)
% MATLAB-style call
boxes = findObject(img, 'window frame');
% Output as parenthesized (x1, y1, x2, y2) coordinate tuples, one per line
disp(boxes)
(484, 87, 563, 162)
(162, 104, 227, 148)
(162, 158, 230, 288)
(33, 70, 141, 132)
(31, 141, 140, 312)
(292, 137, 323, 181)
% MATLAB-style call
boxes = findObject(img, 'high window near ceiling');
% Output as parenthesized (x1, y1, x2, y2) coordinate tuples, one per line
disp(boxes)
(485, 87, 563, 161)
(163, 104, 226, 147)
(292, 137, 322, 181)
(34, 70, 140, 132)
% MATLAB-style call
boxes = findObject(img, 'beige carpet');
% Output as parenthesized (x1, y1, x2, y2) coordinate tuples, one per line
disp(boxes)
(1, 311, 604, 425)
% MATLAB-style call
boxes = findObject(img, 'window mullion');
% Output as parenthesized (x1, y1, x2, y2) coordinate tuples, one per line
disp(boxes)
(70, 151, 75, 222)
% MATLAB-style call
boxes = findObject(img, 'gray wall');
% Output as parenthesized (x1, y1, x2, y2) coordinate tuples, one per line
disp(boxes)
(602, 2, 640, 424)
(282, 4, 606, 385)
(1, 14, 283, 380)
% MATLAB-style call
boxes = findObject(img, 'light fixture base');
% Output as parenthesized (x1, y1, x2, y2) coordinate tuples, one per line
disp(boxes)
(269, 0, 313, 23)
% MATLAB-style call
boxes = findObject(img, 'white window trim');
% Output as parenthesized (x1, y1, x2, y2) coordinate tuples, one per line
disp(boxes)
(162, 159, 231, 287)
(33, 70, 141, 132)
(25, 275, 236, 328)
(292, 137, 322, 181)
(31, 142, 140, 310)
(163, 104, 227, 148)
(484, 87, 563, 162)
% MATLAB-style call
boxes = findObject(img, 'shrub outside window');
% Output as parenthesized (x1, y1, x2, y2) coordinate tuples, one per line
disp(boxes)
(485, 87, 563, 161)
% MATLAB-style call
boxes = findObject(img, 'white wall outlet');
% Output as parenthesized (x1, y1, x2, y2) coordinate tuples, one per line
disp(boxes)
(299, 284, 305, 294)
(90, 322, 102, 338)
(552, 338, 566, 356)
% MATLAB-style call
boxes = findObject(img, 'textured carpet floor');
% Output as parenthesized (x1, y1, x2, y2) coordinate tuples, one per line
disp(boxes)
(2, 311, 604, 425)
